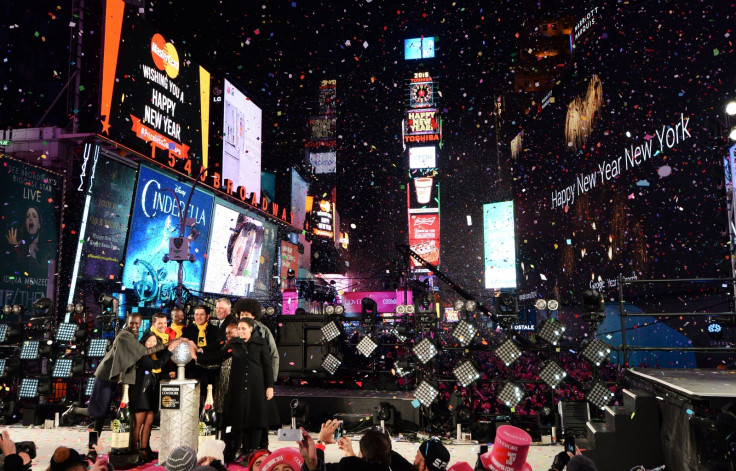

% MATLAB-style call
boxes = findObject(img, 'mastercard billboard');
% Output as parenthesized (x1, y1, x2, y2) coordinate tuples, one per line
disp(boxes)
(99, 0, 210, 174)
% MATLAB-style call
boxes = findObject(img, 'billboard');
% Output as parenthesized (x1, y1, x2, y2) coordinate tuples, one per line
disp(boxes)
(202, 200, 277, 298)
(408, 72, 434, 109)
(408, 211, 440, 268)
(407, 172, 440, 211)
(404, 37, 435, 60)
(222, 79, 262, 198)
(338, 291, 414, 315)
(309, 151, 337, 174)
(408, 146, 436, 169)
(307, 197, 335, 239)
(122, 166, 213, 305)
(280, 241, 299, 288)
(99, 0, 210, 173)
(75, 148, 137, 283)
(483, 201, 516, 289)
(0, 157, 63, 313)
(291, 169, 309, 230)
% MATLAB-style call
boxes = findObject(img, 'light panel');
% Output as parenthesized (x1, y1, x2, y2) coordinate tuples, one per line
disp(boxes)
(494, 339, 523, 366)
(356, 336, 378, 357)
(414, 380, 439, 407)
(412, 338, 438, 365)
(453, 360, 480, 388)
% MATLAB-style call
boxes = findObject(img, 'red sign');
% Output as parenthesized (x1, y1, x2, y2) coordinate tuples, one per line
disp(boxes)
(408, 211, 440, 267)
(280, 241, 299, 288)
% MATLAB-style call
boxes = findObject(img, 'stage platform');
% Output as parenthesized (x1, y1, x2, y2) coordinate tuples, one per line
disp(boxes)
(629, 367, 736, 401)
(1, 425, 567, 470)
(273, 385, 422, 432)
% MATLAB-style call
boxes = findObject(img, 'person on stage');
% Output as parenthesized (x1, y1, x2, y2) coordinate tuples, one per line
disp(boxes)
(191, 317, 274, 463)
(151, 311, 178, 379)
(88, 313, 184, 438)
(169, 306, 187, 338)
(183, 305, 219, 401)
(215, 298, 237, 343)
(130, 331, 173, 463)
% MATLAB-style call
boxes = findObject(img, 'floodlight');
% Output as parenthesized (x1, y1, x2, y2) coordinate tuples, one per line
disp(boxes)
(405, 304, 415, 314)
(85, 377, 96, 396)
(87, 339, 109, 357)
(74, 303, 85, 314)
(356, 336, 378, 357)
(0, 358, 18, 378)
(2, 305, 10, 315)
(52, 358, 85, 378)
(55, 323, 79, 343)
(727, 101, 736, 116)
(334, 305, 345, 315)
(414, 380, 439, 407)
(19, 377, 50, 397)
(396, 305, 406, 314)
(497, 382, 524, 409)
(587, 382, 615, 409)
(582, 290, 604, 313)
(534, 299, 547, 310)
(453, 360, 480, 387)
(321, 321, 342, 342)
(0, 323, 20, 343)
(394, 358, 414, 377)
(496, 293, 518, 326)
(494, 339, 523, 366)
(465, 300, 477, 312)
(453, 300, 465, 311)
(361, 298, 378, 323)
(451, 320, 477, 347)
(264, 306, 276, 316)
(321, 353, 342, 375)
(538, 318, 566, 346)
(66, 304, 75, 314)
(581, 338, 612, 366)
(547, 300, 559, 311)
(325, 305, 335, 315)
(412, 337, 438, 364)
(538, 361, 567, 389)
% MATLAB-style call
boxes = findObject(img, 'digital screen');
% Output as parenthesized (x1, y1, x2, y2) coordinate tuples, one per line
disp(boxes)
(122, 166, 213, 306)
(280, 241, 299, 288)
(99, 1, 211, 174)
(290, 169, 309, 230)
(52, 359, 73, 378)
(404, 37, 435, 60)
(308, 198, 335, 238)
(408, 211, 440, 269)
(483, 201, 516, 289)
(309, 151, 337, 174)
(222, 79, 262, 198)
(18, 378, 38, 398)
(444, 308, 460, 322)
(407, 172, 439, 211)
(405, 109, 439, 136)
(338, 291, 414, 316)
(0, 157, 63, 316)
(203, 200, 277, 298)
(409, 146, 436, 169)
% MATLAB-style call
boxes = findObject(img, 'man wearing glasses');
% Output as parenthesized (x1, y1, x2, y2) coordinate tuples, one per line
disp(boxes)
(183, 304, 219, 402)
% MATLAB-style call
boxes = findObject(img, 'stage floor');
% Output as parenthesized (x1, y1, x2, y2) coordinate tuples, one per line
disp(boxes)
(629, 367, 736, 398)
(2, 425, 566, 471)
(274, 385, 416, 400)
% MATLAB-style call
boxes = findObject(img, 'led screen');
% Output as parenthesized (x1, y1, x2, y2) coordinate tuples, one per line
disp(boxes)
(483, 201, 516, 289)
(122, 166, 213, 306)
(404, 37, 435, 60)
(222, 79, 262, 198)
(203, 200, 277, 298)
(409, 146, 436, 169)
(309, 151, 337, 174)
(0, 157, 63, 315)
(408, 211, 440, 269)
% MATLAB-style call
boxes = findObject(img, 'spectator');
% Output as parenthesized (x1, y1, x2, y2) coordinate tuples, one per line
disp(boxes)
(196, 440, 227, 471)
(260, 448, 304, 471)
(0, 430, 32, 471)
(566, 455, 598, 471)
(479, 425, 532, 471)
(246, 450, 272, 471)
(165, 446, 197, 471)
(415, 439, 450, 471)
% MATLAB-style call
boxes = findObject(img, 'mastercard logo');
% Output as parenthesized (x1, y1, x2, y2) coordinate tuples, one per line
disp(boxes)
(150, 33, 179, 79)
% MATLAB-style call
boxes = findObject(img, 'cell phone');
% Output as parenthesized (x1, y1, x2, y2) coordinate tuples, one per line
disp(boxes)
(564, 436, 575, 454)
(277, 428, 302, 441)
(333, 423, 344, 441)
(88, 431, 98, 449)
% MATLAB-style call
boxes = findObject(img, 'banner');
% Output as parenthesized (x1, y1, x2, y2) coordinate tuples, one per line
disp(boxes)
(122, 166, 213, 306)
(0, 157, 63, 312)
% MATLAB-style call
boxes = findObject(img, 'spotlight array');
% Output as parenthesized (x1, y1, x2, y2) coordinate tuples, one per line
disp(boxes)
(321, 321, 342, 343)
(538, 318, 566, 346)
(321, 353, 342, 375)
(538, 361, 567, 389)
(414, 380, 439, 407)
(587, 382, 615, 409)
(453, 360, 480, 388)
(356, 336, 378, 357)
(451, 320, 477, 347)
(581, 338, 612, 367)
(494, 339, 523, 366)
(87, 339, 109, 357)
(497, 382, 524, 409)
(413, 338, 438, 364)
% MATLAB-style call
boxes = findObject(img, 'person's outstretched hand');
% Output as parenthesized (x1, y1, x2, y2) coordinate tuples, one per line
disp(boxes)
(337, 436, 355, 457)
(317, 419, 341, 444)
(550, 451, 570, 471)
(5, 228, 19, 246)
(297, 428, 318, 471)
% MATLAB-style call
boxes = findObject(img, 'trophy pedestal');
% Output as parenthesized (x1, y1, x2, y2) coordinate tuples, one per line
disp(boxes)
(158, 378, 200, 464)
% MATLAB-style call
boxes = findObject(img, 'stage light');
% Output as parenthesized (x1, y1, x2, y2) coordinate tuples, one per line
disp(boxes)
(356, 336, 378, 357)
(451, 320, 477, 347)
(0, 358, 18, 378)
(394, 358, 414, 377)
(587, 382, 615, 410)
(415, 293, 435, 323)
(98, 294, 117, 307)
(453, 360, 480, 388)
(497, 382, 524, 409)
(0, 323, 20, 343)
(494, 339, 523, 366)
(361, 298, 378, 323)
(727, 101, 736, 116)
(87, 339, 109, 357)
(325, 305, 335, 315)
(55, 323, 80, 343)
(412, 338, 438, 364)
(453, 300, 465, 311)
(52, 358, 85, 378)
(66, 304, 75, 314)
(33, 298, 53, 311)
(730, 127, 736, 141)
(396, 305, 406, 314)
(538, 318, 566, 346)
(496, 293, 518, 326)
(264, 306, 276, 316)
(75, 303, 85, 314)
(321, 353, 342, 375)
(405, 304, 415, 314)
(289, 398, 309, 428)
(2, 305, 10, 315)
(538, 361, 567, 389)
(465, 300, 477, 312)
(321, 321, 342, 343)
(414, 380, 439, 408)
(547, 299, 559, 311)
(85, 377, 96, 396)
(19, 377, 50, 398)
(8, 305, 23, 316)
(582, 289, 604, 313)
(581, 338, 612, 366)
(334, 305, 345, 315)
(534, 299, 547, 310)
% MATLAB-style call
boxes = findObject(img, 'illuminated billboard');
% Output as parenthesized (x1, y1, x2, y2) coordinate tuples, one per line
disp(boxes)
(404, 109, 440, 144)
(0, 157, 63, 314)
(407, 172, 439, 211)
(309, 151, 337, 174)
(122, 166, 213, 306)
(203, 201, 273, 297)
(409, 72, 434, 109)
(99, 0, 210, 172)
(404, 37, 435, 60)
(483, 201, 517, 289)
(306, 197, 335, 239)
(222, 79, 262, 199)
(408, 146, 436, 169)
(408, 211, 440, 268)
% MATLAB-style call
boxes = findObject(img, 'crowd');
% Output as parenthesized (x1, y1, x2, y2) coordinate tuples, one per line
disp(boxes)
(0, 421, 600, 471)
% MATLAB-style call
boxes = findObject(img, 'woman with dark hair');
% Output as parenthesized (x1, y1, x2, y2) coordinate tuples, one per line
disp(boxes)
(5, 206, 44, 261)
(129, 331, 172, 463)
(191, 317, 274, 462)
(221, 215, 265, 294)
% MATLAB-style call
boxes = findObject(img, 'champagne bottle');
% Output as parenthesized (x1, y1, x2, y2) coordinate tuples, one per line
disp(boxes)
(198, 384, 217, 448)
(110, 384, 132, 452)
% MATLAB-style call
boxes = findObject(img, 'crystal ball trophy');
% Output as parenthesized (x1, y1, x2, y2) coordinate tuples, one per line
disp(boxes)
(159, 340, 200, 463)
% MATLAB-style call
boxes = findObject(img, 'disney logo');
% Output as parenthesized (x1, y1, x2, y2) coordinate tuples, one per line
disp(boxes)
(174, 184, 186, 197)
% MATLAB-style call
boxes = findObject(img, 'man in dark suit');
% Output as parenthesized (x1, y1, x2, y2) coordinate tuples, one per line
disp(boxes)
(215, 297, 237, 344)
(183, 304, 219, 402)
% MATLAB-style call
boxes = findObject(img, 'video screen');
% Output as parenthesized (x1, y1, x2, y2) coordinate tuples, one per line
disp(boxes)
(222, 79, 262, 198)
(409, 146, 436, 169)
(404, 37, 435, 60)
(483, 201, 516, 289)
(202, 200, 277, 298)
(121, 165, 214, 306)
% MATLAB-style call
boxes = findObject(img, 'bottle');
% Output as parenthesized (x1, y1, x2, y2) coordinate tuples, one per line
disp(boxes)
(110, 384, 132, 452)
(198, 385, 217, 448)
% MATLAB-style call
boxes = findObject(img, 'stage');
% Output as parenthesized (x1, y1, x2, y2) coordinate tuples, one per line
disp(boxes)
(1, 425, 567, 471)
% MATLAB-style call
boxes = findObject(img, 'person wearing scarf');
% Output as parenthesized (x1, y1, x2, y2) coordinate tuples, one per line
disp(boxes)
(183, 304, 219, 403)
(169, 306, 187, 338)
